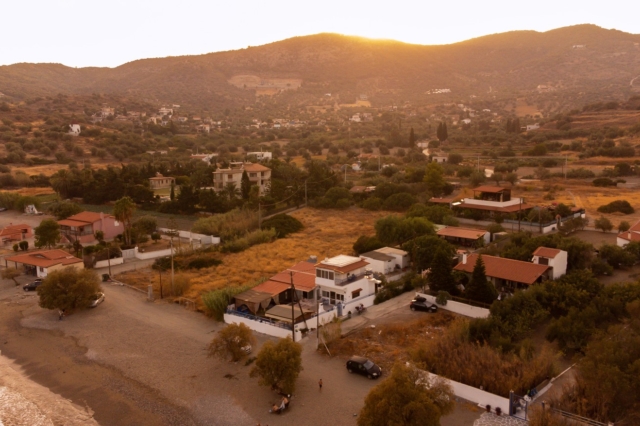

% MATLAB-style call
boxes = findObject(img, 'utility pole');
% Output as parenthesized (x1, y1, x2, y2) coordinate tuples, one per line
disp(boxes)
(170, 238, 175, 296)
(290, 271, 295, 342)
(316, 288, 320, 350)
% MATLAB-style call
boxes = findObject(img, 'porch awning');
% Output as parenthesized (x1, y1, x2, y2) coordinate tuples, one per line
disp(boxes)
(233, 289, 275, 314)
(265, 305, 312, 324)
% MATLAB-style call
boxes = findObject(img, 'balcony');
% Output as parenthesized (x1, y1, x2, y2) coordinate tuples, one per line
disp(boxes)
(334, 272, 370, 286)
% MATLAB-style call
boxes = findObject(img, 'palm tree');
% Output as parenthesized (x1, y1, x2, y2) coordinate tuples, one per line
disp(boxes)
(224, 183, 240, 201)
(113, 196, 136, 246)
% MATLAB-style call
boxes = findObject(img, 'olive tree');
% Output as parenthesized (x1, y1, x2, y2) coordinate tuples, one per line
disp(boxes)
(37, 267, 101, 312)
(250, 337, 302, 394)
(209, 323, 256, 362)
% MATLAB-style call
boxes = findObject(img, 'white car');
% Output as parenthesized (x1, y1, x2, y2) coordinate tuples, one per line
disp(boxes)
(89, 292, 105, 308)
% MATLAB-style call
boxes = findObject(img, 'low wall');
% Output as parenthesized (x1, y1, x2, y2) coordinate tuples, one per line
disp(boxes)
(158, 228, 219, 245)
(224, 313, 302, 340)
(121, 248, 136, 259)
(95, 257, 124, 268)
(417, 293, 490, 319)
(135, 247, 175, 260)
(426, 371, 509, 412)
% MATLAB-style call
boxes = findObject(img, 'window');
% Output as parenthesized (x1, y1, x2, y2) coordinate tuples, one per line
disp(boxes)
(228, 174, 233, 179)
(322, 291, 329, 298)
(316, 269, 334, 280)
(352, 289, 361, 298)
(250, 173, 257, 178)
(336, 294, 344, 301)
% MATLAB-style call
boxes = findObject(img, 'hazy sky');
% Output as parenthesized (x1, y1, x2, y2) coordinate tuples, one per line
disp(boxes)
(1, 0, 638, 68)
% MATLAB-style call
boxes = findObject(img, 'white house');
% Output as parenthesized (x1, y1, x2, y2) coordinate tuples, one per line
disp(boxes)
(360, 247, 409, 275)
(247, 151, 273, 161)
(315, 255, 379, 311)
(212, 162, 271, 196)
(617, 219, 640, 247)
(5, 249, 84, 278)
(532, 247, 568, 280)
(68, 124, 81, 136)
(461, 119, 471, 125)
(372, 247, 409, 269)
(432, 152, 448, 163)
(525, 124, 540, 131)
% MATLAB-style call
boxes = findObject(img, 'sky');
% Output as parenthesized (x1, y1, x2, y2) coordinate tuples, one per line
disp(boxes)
(1, 0, 639, 68)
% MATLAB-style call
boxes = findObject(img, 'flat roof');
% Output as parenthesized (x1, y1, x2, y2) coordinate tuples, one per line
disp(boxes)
(437, 227, 487, 240)
(265, 305, 312, 323)
(473, 185, 508, 193)
(374, 247, 408, 256)
(317, 259, 370, 274)
(457, 202, 533, 213)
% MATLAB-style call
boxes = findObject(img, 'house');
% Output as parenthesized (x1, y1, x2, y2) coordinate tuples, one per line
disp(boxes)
(532, 247, 567, 280)
(158, 107, 173, 117)
(523, 124, 540, 132)
(437, 227, 490, 247)
(58, 211, 124, 244)
(454, 253, 550, 291)
(149, 173, 175, 189)
(0, 224, 33, 245)
(360, 247, 409, 276)
(212, 162, 271, 196)
(461, 119, 471, 125)
(453, 185, 533, 217)
(68, 124, 81, 136)
(431, 152, 448, 163)
(5, 249, 83, 278)
(190, 154, 218, 164)
(101, 106, 114, 117)
(617, 220, 640, 247)
(246, 151, 273, 161)
(196, 124, 210, 134)
(315, 255, 379, 313)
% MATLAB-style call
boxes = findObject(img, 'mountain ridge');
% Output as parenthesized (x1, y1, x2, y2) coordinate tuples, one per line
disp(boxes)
(2, 24, 639, 110)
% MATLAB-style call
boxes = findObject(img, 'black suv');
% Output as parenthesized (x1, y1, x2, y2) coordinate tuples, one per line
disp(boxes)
(346, 356, 382, 379)
(409, 296, 438, 313)
(23, 279, 43, 292)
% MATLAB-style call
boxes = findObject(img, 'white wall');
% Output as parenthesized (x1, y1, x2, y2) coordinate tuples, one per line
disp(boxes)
(617, 236, 630, 247)
(134, 247, 175, 260)
(95, 257, 124, 268)
(417, 293, 490, 318)
(224, 313, 303, 340)
(360, 257, 388, 274)
(425, 371, 509, 412)
(158, 228, 219, 245)
(463, 197, 522, 207)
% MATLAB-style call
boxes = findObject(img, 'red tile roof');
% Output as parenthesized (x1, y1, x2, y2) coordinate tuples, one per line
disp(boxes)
(271, 270, 316, 291)
(6, 249, 83, 268)
(0, 224, 31, 237)
(454, 254, 549, 285)
(437, 227, 487, 240)
(251, 280, 290, 296)
(533, 247, 562, 258)
(617, 230, 640, 242)
(65, 211, 113, 224)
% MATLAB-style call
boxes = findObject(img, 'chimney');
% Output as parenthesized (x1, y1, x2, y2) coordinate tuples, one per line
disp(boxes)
(462, 253, 468, 265)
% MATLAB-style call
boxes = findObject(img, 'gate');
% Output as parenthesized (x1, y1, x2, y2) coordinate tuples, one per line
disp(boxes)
(509, 391, 530, 420)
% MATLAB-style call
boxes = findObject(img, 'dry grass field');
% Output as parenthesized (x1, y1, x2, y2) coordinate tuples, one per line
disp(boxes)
(515, 98, 542, 117)
(119, 207, 393, 306)
(516, 179, 640, 227)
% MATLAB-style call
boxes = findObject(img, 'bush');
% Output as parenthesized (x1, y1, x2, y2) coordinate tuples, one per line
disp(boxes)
(37, 267, 101, 312)
(592, 177, 617, 187)
(362, 197, 382, 211)
(382, 193, 418, 212)
(260, 214, 303, 238)
(597, 200, 634, 215)
(436, 291, 450, 306)
(172, 274, 191, 297)
(353, 235, 384, 255)
(202, 282, 259, 321)
(192, 209, 259, 240)
(220, 228, 277, 253)
(186, 257, 222, 270)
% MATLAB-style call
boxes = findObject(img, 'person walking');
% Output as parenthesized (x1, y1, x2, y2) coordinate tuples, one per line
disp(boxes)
(318, 379, 323, 390)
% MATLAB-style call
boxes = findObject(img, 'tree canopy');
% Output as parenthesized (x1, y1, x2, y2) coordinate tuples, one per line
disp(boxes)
(37, 267, 101, 312)
(358, 363, 454, 426)
(34, 218, 60, 248)
(250, 337, 303, 394)
(208, 323, 256, 362)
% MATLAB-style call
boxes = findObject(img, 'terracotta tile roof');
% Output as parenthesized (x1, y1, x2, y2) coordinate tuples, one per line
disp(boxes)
(437, 227, 487, 240)
(617, 230, 640, 242)
(6, 249, 83, 268)
(66, 211, 112, 224)
(429, 197, 459, 204)
(252, 280, 290, 296)
(287, 261, 316, 274)
(454, 254, 549, 285)
(58, 219, 90, 228)
(0, 224, 31, 237)
(533, 247, 562, 258)
(242, 163, 271, 172)
(473, 185, 507, 193)
(270, 270, 316, 291)
(316, 259, 369, 274)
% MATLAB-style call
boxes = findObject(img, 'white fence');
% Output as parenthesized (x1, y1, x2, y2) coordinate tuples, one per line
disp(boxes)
(416, 293, 490, 319)
(224, 313, 303, 341)
(95, 257, 124, 268)
(425, 371, 509, 412)
(158, 228, 220, 245)
(135, 247, 175, 260)
(121, 248, 136, 259)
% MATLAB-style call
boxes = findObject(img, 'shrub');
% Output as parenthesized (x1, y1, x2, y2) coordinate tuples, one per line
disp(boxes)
(436, 291, 451, 306)
(186, 257, 222, 270)
(353, 235, 384, 255)
(382, 193, 418, 212)
(208, 323, 256, 362)
(362, 197, 382, 211)
(260, 214, 303, 238)
(592, 177, 617, 187)
(192, 209, 259, 240)
(172, 273, 191, 297)
(597, 200, 634, 215)
(202, 282, 259, 321)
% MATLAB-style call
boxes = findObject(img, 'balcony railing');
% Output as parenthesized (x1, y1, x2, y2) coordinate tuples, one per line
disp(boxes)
(334, 272, 371, 286)
(226, 308, 293, 330)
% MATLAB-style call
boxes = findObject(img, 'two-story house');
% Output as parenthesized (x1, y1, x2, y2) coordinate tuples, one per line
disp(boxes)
(212, 162, 271, 196)
(315, 255, 379, 312)
(58, 211, 124, 244)
(149, 173, 175, 190)
(532, 247, 567, 280)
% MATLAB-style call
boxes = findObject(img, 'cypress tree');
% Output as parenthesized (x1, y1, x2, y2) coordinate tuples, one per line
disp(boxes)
(505, 118, 512, 133)
(170, 181, 175, 201)
(428, 246, 457, 294)
(241, 170, 251, 200)
(442, 123, 448, 141)
(465, 255, 497, 304)
(409, 127, 416, 148)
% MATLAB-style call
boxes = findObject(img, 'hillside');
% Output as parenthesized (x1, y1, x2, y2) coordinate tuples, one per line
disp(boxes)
(1, 25, 640, 111)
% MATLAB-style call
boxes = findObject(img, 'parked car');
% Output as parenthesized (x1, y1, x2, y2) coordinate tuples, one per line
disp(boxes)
(410, 296, 438, 313)
(346, 356, 382, 379)
(23, 279, 43, 292)
(89, 292, 105, 308)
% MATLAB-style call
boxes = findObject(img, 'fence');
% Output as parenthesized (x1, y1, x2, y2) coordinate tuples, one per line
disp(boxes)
(95, 257, 124, 268)
(224, 310, 303, 340)
(416, 293, 490, 318)
(157, 228, 219, 245)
